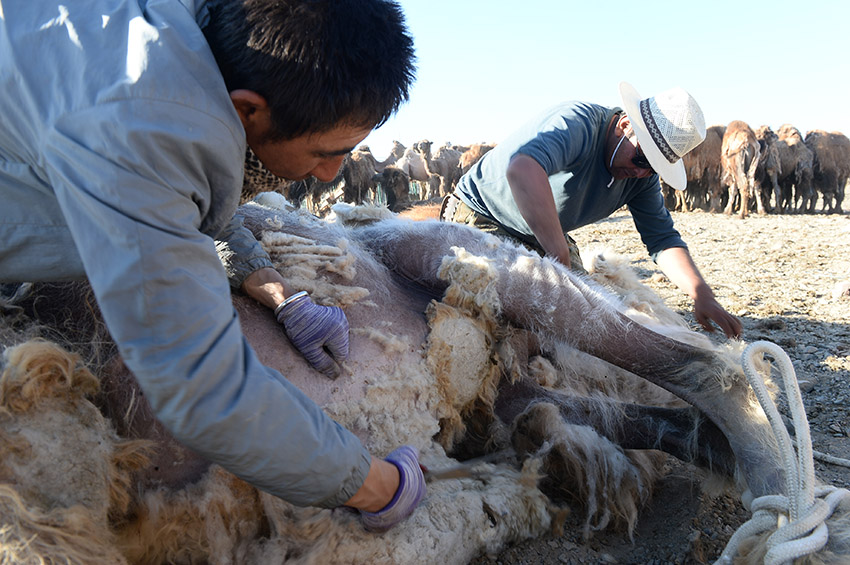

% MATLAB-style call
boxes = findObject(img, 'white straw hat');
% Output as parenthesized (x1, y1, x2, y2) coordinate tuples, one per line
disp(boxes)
(618, 82, 706, 190)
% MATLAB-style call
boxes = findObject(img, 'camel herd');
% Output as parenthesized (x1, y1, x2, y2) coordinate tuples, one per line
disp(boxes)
(669, 122, 850, 217)
(264, 122, 848, 219)
(271, 140, 495, 215)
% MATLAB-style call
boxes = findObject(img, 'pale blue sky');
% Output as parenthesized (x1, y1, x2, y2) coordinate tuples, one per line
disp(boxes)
(362, 0, 850, 160)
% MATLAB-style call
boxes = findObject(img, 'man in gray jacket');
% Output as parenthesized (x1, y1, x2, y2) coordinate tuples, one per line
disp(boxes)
(0, 0, 423, 531)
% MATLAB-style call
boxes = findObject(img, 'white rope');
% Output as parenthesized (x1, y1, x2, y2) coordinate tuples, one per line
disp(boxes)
(714, 341, 850, 565)
(801, 439, 850, 468)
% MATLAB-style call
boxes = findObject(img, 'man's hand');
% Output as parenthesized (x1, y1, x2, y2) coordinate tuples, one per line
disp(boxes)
(693, 293, 742, 339)
(276, 292, 349, 378)
(656, 247, 742, 340)
(551, 249, 572, 269)
(359, 446, 426, 533)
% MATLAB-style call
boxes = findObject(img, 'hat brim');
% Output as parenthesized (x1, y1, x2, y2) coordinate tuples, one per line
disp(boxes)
(618, 82, 687, 190)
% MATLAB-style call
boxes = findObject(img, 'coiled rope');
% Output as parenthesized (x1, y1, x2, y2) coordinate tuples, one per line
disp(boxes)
(715, 341, 850, 565)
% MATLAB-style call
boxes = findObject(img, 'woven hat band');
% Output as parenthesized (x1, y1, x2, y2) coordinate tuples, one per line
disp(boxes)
(639, 99, 679, 164)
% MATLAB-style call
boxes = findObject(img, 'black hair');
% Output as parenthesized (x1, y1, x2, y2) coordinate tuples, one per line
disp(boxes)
(204, 0, 416, 140)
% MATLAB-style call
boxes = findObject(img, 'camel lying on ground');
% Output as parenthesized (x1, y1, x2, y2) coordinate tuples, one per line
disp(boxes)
(1, 196, 848, 564)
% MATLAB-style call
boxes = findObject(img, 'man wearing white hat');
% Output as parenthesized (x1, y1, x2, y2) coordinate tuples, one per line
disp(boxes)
(442, 83, 741, 338)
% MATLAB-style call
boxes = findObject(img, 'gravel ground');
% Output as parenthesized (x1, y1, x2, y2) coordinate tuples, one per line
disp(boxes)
(470, 204, 850, 565)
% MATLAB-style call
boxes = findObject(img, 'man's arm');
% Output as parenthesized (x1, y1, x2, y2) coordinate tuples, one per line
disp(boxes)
(44, 102, 372, 508)
(217, 215, 349, 377)
(656, 246, 742, 338)
(506, 154, 572, 267)
(242, 266, 290, 308)
(626, 180, 740, 339)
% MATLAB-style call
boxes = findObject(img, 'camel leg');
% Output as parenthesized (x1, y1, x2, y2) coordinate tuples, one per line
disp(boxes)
(737, 157, 750, 218)
(355, 220, 784, 498)
(709, 188, 722, 213)
(770, 173, 782, 214)
(493, 376, 736, 476)
(744, 151, 761, 219)
(754, 182, 767, 215)
(724, 181, 738, 215)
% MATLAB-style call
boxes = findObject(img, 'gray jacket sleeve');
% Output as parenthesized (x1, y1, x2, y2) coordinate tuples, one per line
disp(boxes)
(215, 213, 275, 289)
(43, 101, 370, 508)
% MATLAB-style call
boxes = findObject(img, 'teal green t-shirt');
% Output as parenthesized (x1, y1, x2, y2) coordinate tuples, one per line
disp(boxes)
(455, 101, 686, 259)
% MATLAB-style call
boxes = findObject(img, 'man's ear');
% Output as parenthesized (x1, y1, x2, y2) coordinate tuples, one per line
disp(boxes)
(230, 89, 270, 131)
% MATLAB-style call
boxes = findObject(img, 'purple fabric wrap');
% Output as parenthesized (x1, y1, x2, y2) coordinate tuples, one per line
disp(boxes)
(276, 294, 349, 378)
(360, 445, 426, 533)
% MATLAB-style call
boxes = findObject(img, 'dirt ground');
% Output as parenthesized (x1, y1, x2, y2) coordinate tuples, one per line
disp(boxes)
(470, 204, 850, 565)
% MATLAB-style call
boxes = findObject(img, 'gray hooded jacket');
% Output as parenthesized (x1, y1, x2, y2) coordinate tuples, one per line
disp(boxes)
(0, 0, 370, 507)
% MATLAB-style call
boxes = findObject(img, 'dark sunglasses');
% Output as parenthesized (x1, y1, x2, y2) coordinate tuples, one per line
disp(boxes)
(631, 144, 656, 173)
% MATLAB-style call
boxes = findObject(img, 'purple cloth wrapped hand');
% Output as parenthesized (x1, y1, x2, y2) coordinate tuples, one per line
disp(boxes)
(360, 446, 427, 533)
(275, 292, 350, 378)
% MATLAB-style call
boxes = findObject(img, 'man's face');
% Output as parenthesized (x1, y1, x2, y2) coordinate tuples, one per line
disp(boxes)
(248, 122, 374, 182)
(609, 120, 656, 181)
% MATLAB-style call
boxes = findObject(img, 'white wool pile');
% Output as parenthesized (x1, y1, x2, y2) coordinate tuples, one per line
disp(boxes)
(328, 202, 396, 225)
(427, 247, 508, 448)
(426, 303, 494, 417)
(260, 229, 370, 308)
(252, 191, 294, 211)
(324, 328, 442, 454)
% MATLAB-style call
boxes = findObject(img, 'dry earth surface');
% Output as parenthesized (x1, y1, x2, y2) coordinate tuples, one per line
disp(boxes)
(470, 204, 850, 565)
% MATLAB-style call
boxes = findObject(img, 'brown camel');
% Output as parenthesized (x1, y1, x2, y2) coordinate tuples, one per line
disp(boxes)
(721, 121, 761, 218)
